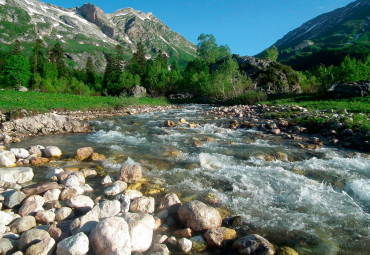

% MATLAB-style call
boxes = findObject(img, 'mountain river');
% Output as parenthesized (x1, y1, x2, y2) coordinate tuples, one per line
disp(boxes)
(10, 104, 370, 254)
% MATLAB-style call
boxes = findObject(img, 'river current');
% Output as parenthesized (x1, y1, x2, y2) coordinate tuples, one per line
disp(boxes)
(11, 105, 370, 254)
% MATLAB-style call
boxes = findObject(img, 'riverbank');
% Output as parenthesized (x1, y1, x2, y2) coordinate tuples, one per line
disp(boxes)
(206, 103, 369, 152)
(0, 104, 177, 145)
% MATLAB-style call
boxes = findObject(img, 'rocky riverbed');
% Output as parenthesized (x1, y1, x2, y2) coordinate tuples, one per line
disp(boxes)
(0, 104, 368, 254)
(206, 104, 369, 152)
(0, 145, 281, 255)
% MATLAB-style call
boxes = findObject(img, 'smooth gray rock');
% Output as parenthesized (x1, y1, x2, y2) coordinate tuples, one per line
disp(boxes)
(4, 190, 26, 208)
(232, 234, 274, 255)
(56, 232, 89, 255)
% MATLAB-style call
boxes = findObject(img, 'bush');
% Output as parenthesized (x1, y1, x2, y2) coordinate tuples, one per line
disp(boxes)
(236, 90, 267, 105)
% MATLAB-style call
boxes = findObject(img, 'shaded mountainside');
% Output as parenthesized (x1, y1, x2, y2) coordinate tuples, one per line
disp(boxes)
(0, 0, 197, 71)
(262, 0, 370, 70)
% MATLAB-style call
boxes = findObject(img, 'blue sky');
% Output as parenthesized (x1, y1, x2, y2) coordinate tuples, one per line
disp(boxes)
(42, 0, 355, 56)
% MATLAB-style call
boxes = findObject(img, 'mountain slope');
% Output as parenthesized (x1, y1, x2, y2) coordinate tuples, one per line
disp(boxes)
(0, 0, 197, 71)
(276, 0, 370, 50)
(261, 0, 370, 70)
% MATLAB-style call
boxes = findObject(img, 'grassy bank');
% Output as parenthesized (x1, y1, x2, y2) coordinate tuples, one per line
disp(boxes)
(0, 90, 170, 112)
(262, 94, 370, 113)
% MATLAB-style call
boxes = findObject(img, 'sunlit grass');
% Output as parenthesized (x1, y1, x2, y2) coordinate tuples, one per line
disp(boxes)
(0, 90, 170, 112)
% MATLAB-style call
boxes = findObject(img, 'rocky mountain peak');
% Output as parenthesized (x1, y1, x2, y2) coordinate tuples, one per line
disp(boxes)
(0, 0, 197, 70)
(76, 3, 114, 38)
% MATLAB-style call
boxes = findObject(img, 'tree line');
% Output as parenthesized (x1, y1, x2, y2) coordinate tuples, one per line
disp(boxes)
(1, 36, 369, 102)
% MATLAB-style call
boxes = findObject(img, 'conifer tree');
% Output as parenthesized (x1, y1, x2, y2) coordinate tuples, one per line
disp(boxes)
(85, 56, 96, 85)
(48, 43, 66, 78)
(10, 40, 22, 56)
(30, 39, 46, 76)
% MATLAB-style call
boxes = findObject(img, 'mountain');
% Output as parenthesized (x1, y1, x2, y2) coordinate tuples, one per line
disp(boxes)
(262, 0, 370, 70)
(0, 0, 197, 71)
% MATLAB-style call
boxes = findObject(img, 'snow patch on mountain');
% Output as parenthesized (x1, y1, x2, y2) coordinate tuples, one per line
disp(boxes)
(0, 0, 6, 5)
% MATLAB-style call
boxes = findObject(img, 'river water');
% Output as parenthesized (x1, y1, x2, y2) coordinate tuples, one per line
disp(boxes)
(12, 105, 370, 254)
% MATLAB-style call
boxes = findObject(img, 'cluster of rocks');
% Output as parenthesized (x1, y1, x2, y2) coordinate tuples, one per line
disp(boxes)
(0, 145, 105, 169)
(0, 145, 64, 168)
(0, 144, 297, 255)
(207, 104, 370, 151)
(0, 113, 91, 145)
(328, 80, 370, 98)
(168, 93, 193, 100)
(0, 105, 177, 145)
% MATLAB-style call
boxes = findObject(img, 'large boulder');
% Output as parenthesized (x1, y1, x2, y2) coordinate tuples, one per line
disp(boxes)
(19, 228, 51, 251)
(18, 195, 45, 216)
(56, 232, 89, 255)
(121, 212, 155, 253)
(177, 200, 222, 231)
(128, 85, 147, 98)
(232, 234, 274, 255)
(329, 80, 370, 98)
(89, 217, 131, 255)
(118, 165, 142, 183)
(0, 167, 34, 184)
(9, 216, 36, 234)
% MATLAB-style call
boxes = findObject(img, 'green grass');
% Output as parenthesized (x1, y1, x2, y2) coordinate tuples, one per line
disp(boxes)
(262, 94, 370, 113)
(0, 90, 170, 112)
(262, 93, 370, 131)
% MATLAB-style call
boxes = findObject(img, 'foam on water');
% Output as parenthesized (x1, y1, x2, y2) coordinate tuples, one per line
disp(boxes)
(88, 130, 147, 145)
(296, 156, 370, 176)
(345, 179, 370, 202)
